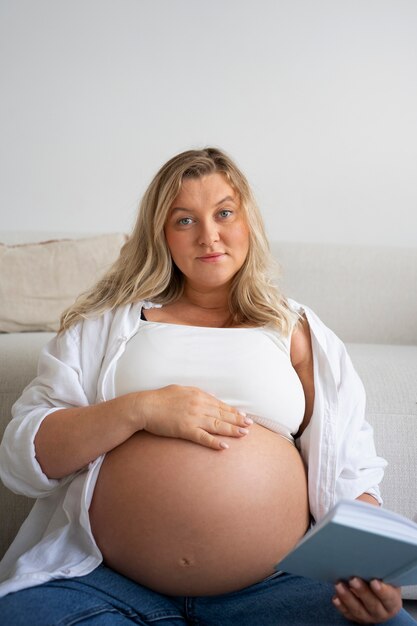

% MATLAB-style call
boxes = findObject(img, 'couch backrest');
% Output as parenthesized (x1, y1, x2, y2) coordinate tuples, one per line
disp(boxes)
(1, 232, 416, 344)
(271, 241, 417, 345)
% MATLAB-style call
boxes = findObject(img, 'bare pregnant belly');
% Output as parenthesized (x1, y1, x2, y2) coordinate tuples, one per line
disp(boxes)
(89, 423, 309, 596)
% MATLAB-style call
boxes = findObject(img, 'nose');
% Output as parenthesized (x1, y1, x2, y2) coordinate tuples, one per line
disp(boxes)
(198, 219, 220, 247)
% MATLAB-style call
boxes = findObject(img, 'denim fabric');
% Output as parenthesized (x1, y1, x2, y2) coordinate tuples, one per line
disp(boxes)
(1, 565, 416, 626)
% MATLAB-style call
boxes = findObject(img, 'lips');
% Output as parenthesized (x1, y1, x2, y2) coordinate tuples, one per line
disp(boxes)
(197, 253, 226, 262)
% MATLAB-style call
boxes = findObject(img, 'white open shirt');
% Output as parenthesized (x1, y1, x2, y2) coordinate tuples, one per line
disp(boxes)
(0, 300, 386, 597)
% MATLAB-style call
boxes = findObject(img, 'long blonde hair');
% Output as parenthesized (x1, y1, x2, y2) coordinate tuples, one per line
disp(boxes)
(60, 147, 298, 334)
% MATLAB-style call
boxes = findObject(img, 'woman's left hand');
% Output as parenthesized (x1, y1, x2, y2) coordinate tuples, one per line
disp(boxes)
(332, 578, 402, 623)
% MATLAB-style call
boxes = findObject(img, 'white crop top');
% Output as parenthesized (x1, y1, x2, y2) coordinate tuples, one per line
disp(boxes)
(115, 319, 305, 441)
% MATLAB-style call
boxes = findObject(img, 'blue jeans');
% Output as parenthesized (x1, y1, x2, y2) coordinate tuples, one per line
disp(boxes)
(1, 565, 416, 625)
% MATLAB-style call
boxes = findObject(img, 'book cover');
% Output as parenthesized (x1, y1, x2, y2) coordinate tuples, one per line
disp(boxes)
(276, 500, 417, 586)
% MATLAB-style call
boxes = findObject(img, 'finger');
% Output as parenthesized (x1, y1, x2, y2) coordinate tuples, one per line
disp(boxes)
(349, 578, 402, 621)
(191, 389, 250, 426)
(334, 582, 375, 624)
(175, 416, 236, 450)
(200, 401, 253, 429)
(335, 579, 401, 624)
(332, 596, 358, 622)
(194, 428, 232, 451)
(215, 401, 253, 426)
(332, 596, 371, 625)
(205, 415, 252, 439)
(348, 578, 386, 616)
(369, 579, 403, 615)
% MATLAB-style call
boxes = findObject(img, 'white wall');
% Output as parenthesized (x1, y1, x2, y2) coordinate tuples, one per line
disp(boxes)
(1, 0, 416, 246)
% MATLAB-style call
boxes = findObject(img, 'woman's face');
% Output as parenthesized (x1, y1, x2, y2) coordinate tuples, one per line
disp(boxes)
(164, 172, 250, 292)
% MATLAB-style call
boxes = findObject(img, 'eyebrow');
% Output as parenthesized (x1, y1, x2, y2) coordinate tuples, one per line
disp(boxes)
(170, 195, 236, 214)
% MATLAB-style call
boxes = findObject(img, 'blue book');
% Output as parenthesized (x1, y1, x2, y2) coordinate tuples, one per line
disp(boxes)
(276, 499, 417, 586)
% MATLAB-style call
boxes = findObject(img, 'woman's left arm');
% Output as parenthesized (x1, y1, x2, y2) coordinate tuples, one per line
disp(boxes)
(290, 316, 315, 436)
(291, 318, 403, 624)
(356, 493, 380, 506)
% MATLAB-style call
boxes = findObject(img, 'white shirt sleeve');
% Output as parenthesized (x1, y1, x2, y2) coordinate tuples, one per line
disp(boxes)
(332, 343, 386, 504)
(291, 300, 387, 522)
(0, 324, 91, 498)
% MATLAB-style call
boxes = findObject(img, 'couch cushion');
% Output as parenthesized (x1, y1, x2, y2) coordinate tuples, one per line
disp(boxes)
(347, 343, 417, 517)
(347, 343, 417, 600)
(0, 332, 54, 559)
(0, 234, 126, 332)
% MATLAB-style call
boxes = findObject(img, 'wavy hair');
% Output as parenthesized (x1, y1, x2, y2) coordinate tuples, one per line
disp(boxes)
(60, 147, 298, 334)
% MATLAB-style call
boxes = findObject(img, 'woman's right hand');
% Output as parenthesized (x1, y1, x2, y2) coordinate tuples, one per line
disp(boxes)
(33, 385, 252, 480)
(138, 385, 253, 450)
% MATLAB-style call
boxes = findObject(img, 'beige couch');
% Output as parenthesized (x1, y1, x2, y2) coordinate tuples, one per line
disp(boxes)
(1, 233, 416, 617)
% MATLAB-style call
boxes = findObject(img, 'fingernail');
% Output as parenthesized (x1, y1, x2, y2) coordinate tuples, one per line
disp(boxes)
(335, 583, 345, 594)
(219, 442, 229, 449)
(332, 597, 341, 607)
(238, 428, 249, 435)
(370, 579, 382, 592)
(349, 577, 361, 589)
(238, 411, 247, 417)
(243, 416, 254, 425)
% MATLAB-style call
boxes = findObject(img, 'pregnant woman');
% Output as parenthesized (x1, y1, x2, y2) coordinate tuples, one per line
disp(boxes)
(0, 148, 413, 625)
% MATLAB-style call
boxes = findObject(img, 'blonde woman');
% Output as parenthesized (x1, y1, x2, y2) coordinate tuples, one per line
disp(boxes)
(0, 148, 413, 625)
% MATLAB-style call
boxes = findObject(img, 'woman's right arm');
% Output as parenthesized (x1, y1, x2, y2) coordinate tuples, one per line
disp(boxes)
(0, 322, 109, 496)
(34, 393, 146, 479)
(35, 384, 252, 479)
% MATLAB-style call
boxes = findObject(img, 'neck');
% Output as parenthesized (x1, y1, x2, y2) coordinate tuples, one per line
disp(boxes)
(182, 284, 230, 312)
(180, 284, 233, 326)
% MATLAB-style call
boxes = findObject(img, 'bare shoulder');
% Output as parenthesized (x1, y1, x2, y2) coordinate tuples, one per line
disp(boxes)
(290, 315, 313, 369)
(290, 316, 315, 435)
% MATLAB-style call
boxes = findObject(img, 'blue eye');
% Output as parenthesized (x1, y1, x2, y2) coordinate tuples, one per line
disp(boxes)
(218, 210, 232, 219)
(178, 217, 193, 226)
